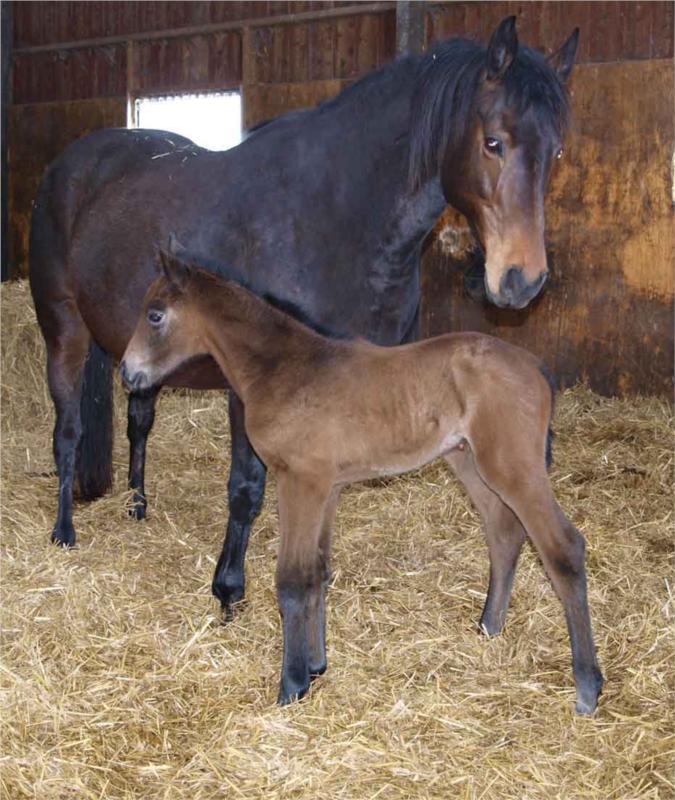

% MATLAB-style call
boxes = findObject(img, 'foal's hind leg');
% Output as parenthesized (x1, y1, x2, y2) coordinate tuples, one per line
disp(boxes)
(307, 486, 342, 678)
(473, 450, 603, 714)
(212, 393, 267, 618)
(43, 305, 91, 546)
(445, 448, 525, 636)
(127, 387, 160, 520)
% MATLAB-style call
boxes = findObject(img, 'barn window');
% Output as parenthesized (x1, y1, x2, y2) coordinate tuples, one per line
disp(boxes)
(131, 92, 242, 152)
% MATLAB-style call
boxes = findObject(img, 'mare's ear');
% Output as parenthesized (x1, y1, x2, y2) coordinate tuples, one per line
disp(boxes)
(486, 16, 518, 81)
(159, 249, 191, 291)
(547, 28, 580, 84)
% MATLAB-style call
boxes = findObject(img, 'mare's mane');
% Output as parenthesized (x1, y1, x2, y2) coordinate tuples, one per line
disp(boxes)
(245, 36, 571, 192)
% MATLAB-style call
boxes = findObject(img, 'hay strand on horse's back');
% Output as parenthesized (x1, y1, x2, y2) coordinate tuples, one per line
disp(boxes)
(1, 279, 672, 800)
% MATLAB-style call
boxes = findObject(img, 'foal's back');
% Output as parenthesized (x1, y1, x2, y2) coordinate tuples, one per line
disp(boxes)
(247, 329, 552, 483)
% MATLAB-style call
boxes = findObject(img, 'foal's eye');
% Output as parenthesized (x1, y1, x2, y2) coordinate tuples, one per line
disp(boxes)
(556, 147, 564, 160)
(484, 137, 504, 157)
(147, 309, 165, 326)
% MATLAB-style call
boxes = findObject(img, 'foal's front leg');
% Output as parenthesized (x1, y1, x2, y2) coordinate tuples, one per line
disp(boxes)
(276, 472, 333, 705)
(306, 486, 342, 678)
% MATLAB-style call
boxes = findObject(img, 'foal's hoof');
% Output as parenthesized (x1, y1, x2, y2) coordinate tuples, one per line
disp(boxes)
(128, 494, 147, 521)
(51, 525, 76, 548)
(574, 669, 604, 716)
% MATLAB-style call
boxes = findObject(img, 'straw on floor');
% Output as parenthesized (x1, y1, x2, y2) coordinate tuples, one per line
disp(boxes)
(1, 279, 673, 800)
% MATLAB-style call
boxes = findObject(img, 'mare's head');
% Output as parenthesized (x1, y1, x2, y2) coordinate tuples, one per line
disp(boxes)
(120, 251, 207, 392)
(410, 17, 579, 309)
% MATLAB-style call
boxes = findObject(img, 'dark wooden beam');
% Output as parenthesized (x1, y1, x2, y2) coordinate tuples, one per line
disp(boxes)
(13, 3, 396, 56)
(396, 1, 426, 56)
(1, 0, 12, 281)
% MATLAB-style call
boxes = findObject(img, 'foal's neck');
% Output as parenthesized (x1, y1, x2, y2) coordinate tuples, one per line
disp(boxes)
(196, 279, 327, 400)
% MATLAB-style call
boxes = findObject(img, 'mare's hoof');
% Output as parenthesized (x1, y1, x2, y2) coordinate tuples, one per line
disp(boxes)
(221, 599, 247, 624)
(128, 494, 147, 521)
(309, 661, 327, 680)
(278, 677, 311, 706)
(574, 669, 604, 716)
(478, 615, 505, 638)
(212, 574, 245, 615)
(51, 526, 76, 548)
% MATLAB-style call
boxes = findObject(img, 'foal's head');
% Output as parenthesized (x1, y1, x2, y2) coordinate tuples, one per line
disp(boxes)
(411, 17, 579, 309)
(120, 252, 208, 392)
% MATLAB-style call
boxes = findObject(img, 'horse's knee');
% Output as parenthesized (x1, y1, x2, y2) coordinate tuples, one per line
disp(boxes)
(228, 461, 266, 523)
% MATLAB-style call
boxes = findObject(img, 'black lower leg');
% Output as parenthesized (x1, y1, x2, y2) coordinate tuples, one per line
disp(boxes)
(52, 401, 82, 547)
(480, 516, 526, 637)
(127, 387, 159, 520)
(277, 582, 312, 704)
(212, 393, 267, 615)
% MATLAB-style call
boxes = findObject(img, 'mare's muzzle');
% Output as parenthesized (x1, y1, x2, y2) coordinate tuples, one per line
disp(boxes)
(487, 266, 548, 310)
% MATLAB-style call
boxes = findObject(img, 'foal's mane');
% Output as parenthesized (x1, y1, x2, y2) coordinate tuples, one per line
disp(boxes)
(173, 250, 352, 341)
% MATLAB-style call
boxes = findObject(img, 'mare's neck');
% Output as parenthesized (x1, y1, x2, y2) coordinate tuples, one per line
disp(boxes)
(311, 57, 448, 341)
(198, 281, 320, 401)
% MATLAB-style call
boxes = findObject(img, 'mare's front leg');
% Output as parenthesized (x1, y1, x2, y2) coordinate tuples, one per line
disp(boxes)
(276, 472, 333, 705)
(212, 393, 267, 618)
(445, 447, 525, 636)
(127, 387, 160, 520)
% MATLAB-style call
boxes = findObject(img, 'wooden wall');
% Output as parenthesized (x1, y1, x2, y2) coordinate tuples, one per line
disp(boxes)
(420, 2, 674, 397)
(7, 1, 674, 396)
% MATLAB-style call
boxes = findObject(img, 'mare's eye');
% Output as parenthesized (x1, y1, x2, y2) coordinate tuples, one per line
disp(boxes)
(484, 137, 504, 157)
(147, 309, 165, 326)
(556, 147, 564, 160)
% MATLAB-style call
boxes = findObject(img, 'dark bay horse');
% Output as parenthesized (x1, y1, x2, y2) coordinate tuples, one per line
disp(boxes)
(29, 18, 579, 617)
(120, 251, 603, 714)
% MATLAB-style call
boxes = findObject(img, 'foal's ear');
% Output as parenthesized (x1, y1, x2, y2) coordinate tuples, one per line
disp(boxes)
(547, 28, 580, 84)
(159, 249, 191, 291)
(486, 16, 518, 81)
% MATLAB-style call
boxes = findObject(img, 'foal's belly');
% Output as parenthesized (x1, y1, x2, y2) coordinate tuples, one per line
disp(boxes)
(335, 429, 465, 483)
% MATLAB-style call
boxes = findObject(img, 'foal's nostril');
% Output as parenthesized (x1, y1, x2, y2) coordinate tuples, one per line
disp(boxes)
(119, 360, 140, 390)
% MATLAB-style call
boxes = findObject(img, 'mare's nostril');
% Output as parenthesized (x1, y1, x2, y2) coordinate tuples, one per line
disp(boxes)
(500, 266, 526, 300)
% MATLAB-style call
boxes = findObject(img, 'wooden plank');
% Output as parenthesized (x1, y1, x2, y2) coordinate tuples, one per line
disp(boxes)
(133, 31, 241, 96)
(424, 1, 674, 62)
(1, 1, 11, 280)
(8, 97, 127, 278)
(308, 19, 336, 81)
(12, 45, 127, 104)
(396, 1, 425, 56)
(421, 59, 674, 397)
(244, 78, 346, 129)
(13, 2, 395, 54)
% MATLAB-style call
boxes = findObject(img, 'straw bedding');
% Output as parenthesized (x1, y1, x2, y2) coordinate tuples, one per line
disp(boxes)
(1, 279, 673, 799)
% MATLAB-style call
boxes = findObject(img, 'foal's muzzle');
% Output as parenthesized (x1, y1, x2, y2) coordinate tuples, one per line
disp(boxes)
(487, 266, 548, 310)
(119, 360, 150, 392)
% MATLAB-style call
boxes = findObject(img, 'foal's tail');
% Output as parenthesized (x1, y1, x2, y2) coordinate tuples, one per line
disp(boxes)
(77, 341, 114, 500)
(539, 363, 557, 470)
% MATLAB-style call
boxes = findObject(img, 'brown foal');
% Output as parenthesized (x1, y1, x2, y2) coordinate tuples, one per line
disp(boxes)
(121, 251, 603, 714)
